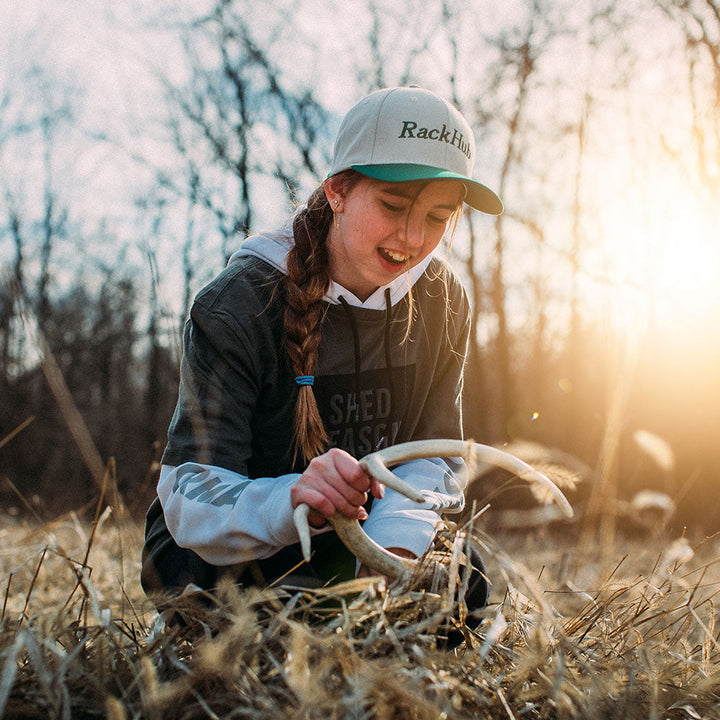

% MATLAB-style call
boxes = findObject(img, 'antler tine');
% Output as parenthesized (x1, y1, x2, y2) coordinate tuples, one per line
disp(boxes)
(293, 504, 415, 578)
(362, 439, 574, 519)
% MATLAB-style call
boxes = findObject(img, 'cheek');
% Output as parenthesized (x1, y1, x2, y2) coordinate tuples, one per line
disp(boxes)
(421, 225, 447, 251)
(363, 215, 393, 242)
(345, 203, 384, 239)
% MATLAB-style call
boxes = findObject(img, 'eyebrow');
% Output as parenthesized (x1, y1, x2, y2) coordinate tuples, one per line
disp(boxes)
(381, 187, 414, 199)
(380, 187, 460, 211)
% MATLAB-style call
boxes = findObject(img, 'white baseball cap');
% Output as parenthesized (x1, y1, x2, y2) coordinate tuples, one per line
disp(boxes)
(329, 86, 503, 215)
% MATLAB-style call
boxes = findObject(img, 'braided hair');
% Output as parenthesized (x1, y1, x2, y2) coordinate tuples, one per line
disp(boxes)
(283, 172, 360, 465)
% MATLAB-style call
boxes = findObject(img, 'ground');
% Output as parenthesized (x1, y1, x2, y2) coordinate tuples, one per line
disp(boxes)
(1, 510, 719, 719)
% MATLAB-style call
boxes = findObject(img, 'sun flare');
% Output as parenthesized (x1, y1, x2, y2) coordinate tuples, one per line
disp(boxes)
(588, 157, 720, 338)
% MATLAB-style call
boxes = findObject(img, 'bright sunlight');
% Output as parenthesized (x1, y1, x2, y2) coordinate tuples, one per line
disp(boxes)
(586, 148, 720, 340)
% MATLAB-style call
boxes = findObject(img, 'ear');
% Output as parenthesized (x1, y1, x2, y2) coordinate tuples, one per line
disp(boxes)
(324, 175, 346, 211)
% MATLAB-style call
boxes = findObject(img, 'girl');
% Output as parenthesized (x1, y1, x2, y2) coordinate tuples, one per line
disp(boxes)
(141, 86, 503, 599)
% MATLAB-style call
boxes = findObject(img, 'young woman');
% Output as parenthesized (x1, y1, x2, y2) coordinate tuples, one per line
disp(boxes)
(141, 86, 503, 600)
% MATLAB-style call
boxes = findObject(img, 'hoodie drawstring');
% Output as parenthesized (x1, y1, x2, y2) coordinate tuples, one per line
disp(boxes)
(383, 288, 397, 427)
(339, 296, 362, 401)
(338, 291, 398, 447)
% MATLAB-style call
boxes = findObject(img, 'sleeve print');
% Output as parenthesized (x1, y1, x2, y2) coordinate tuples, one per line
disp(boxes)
(158, 463, 312, 565)
(419, 464, 465, 512)
(172, 463, 251, 506)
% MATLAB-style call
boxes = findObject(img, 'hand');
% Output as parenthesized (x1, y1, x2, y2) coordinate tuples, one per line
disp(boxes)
(290, 448, 385, 528)
(357, 547, 417, 579)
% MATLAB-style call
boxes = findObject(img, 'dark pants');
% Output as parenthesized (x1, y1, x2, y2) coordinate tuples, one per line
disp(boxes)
(141, 497, 488, 617)
(141, 497, 357, 600)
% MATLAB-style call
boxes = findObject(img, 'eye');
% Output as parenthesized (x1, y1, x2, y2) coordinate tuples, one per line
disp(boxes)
(381, 200, 405, 213)
(427, 214, 451, 226)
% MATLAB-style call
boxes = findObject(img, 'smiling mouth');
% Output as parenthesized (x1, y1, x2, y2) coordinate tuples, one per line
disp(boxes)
(379, 248, 410, 266)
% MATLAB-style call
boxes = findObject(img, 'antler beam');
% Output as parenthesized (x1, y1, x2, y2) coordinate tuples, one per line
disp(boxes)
(293, 439, 574, 582)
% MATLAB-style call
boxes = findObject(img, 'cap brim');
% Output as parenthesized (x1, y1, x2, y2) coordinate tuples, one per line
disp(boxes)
(352, 163, 503, 215)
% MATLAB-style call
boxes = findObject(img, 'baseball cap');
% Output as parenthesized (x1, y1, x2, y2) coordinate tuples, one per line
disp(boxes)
(329, 86, 503, 215)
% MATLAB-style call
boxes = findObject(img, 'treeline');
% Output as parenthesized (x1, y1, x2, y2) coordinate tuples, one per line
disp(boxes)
(0, 265, 611, 517)
(0, 275, 178, 513)
(1, 0, 719, 529)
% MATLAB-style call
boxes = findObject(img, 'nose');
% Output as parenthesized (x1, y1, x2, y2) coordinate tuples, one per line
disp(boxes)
(401, 214, 426, 251)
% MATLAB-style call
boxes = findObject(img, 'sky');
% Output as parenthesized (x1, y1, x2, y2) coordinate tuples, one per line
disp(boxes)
(2, 0, 719, 334)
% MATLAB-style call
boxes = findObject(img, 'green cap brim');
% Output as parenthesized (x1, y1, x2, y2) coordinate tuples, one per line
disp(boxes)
(351, 163, 503, 215)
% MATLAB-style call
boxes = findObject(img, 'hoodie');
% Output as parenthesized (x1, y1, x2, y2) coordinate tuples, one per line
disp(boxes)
(145, 218, 470, 570)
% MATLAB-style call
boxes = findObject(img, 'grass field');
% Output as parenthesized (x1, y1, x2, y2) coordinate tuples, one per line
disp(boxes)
(1, 506, 719, 719)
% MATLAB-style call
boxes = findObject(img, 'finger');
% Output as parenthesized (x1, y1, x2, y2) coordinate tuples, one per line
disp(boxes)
(317, 481, 368, 519)
(293, 486, 336, 519)
(328, 449, 373, 492)
(311, 460, 369, 507)
(295, 459, 368, 514)
(299, 482, 367, 521)
(306, 508, 327, 528)
(325, 476, 367, 507)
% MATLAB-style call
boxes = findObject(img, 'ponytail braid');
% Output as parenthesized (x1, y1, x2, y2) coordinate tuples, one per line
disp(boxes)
(283, 171, 361, 465)
(283, 183, 334, 465)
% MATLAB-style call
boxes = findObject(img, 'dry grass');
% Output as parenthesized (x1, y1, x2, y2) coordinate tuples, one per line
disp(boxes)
(1, 507, 719, 720)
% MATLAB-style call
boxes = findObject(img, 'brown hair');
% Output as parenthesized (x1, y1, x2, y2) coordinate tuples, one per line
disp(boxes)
(283, 172, 359, 465)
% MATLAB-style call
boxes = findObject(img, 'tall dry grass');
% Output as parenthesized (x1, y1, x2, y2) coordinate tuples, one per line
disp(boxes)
(0, 504, 719, 720)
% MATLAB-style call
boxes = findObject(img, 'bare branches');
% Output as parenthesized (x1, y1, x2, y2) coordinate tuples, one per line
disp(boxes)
(158, 0, 331, 254)
(656, 0, 720, 197)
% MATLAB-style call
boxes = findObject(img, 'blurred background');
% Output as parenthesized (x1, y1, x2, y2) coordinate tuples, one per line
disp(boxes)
(0, 0, 718, 532)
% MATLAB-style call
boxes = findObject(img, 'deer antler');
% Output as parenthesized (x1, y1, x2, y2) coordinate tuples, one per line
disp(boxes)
(293, 439, 574, 582)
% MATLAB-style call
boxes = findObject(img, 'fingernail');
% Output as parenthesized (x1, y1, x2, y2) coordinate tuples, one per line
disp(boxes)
(359, 508, 368, 521)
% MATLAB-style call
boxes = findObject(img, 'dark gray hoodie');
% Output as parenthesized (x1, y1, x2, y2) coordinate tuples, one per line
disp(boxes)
(149, 218, 470, 566)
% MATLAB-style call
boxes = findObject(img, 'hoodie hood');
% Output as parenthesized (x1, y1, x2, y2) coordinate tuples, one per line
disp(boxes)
(227, 215, 434, 311)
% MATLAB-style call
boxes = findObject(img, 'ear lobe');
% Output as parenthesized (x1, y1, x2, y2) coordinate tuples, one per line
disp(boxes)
(324, 176, 345, 211)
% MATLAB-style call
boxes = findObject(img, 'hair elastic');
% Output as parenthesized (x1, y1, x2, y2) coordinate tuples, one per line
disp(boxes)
(295, 375, 314, 386)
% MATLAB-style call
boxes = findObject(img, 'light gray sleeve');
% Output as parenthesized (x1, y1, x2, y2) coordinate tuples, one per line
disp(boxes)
(158, 463, 326, 565)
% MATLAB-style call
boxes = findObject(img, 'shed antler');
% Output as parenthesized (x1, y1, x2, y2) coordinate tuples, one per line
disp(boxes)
(293, 439, 574, 582)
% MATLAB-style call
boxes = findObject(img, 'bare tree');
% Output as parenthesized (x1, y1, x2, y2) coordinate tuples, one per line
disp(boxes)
(35, 80, 72, 329)
(657, 0, 720, 201)
(0, 65, 74, 382)
(1, 199, 25, 378)
(155, 0, 332, 263)
(482, 2, 550, 437)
